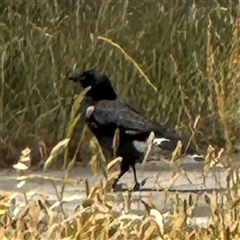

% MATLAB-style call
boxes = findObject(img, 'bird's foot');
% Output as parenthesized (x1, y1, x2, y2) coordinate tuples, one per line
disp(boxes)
(131, 182, 141, 191)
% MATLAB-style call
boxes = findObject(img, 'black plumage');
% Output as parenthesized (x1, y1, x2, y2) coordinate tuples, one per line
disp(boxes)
(69, 69, 201, 190)
(86, 99, 181, 152)
(85, 97, 181, 191)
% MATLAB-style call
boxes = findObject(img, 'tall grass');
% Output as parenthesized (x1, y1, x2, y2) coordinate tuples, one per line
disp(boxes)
(1, 1, 239, 166)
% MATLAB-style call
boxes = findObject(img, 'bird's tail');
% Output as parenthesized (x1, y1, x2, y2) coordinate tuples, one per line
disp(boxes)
(153, 130, 203, 160)
(153, 128, 180, 150)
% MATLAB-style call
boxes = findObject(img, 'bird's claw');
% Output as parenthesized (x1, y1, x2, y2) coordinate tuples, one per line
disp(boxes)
(132, 182, 141, 191)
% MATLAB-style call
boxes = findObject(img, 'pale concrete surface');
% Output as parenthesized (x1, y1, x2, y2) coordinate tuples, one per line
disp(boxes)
(0, 157, 239, 226)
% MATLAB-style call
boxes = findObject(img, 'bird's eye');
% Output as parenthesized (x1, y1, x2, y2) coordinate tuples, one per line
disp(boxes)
(80, 74, 85, 79)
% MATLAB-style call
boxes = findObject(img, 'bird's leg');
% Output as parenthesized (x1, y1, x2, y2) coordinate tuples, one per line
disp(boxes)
(112, 163, 129, 191)
(131, 165, 140, 191)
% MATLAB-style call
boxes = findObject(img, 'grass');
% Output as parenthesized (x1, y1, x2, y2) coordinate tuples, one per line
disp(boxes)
(1, 1, 240, 239)
(1, 1, 239, 168)
(1, 150, 240, 239)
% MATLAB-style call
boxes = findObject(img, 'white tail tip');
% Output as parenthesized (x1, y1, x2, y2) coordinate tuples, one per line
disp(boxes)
(153, 138, 170, 145)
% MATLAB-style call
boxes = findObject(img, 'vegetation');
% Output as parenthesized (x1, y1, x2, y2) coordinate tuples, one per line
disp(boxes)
(1, 1, 239, 162)
(1, 153, 240, 239)
(1, 0, 240, 239)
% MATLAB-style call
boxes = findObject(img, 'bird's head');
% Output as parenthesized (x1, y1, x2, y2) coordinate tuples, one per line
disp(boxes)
(70, 68, 118, 102)
(69, 69, 98, 88)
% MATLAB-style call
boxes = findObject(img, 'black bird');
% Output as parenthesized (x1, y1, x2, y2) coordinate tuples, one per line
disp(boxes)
(69, 69, 177, 149)
(69, 69, 202, 190)
(85, 97, 185, 191)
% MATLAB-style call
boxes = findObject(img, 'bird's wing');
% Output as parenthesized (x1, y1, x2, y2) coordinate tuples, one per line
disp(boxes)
(88, 100, 167, 134)
(87, 99, 194, 155)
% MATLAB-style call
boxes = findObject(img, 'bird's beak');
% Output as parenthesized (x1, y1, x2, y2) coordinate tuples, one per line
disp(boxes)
(69, 73, 84, 82)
